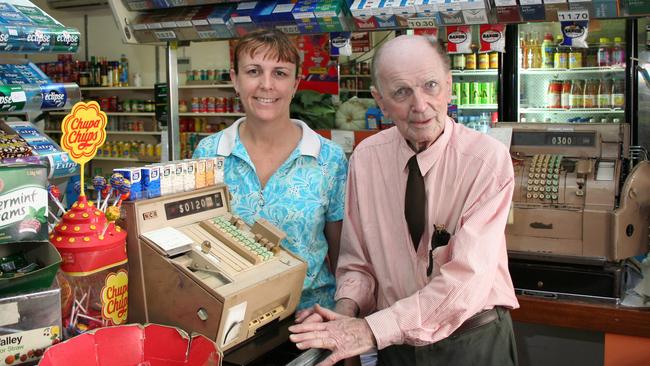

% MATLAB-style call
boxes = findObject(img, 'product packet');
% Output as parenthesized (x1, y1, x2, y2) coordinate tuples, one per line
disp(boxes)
(561, 20, 589, 48)
(446, 25, 472, 54)
(479, 24, 506, 53)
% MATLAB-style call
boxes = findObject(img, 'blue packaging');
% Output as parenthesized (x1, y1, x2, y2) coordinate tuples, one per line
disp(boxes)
(273, 0, 298, 23)
(0, 3, 34, 26)
(27, 138, 58, 155)
(114, 167, 143, 201)
(6, 121, 41, 140)
(47, 152, 79, 179)
(142, 166, 161, 199)
(251, 0, 278, 25)
(40, 83, 67, 110)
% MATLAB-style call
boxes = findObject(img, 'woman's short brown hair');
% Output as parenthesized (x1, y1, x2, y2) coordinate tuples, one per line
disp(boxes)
(233, 29, 301, 78)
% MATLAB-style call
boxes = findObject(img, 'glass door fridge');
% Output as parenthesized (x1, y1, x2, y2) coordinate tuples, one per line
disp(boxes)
(446, 25, 501, 133)
(516, 19, 627, 124)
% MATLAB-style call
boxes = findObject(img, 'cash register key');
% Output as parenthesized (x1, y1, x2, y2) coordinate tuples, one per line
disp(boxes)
(541, 173, 546, 179)
(230, 215, 239, 225)
(254, 234, 264, 242)
(528, 173, 534, 179)
(526, 193, 532, 199)
(533, 193, 539, 199)
(545, 194, 551, 200)
(527, 179, 533, 185)
(533, 186, 539, 192)
(527, 186, 533, 191)
(552, 194, 558, 200)
(201, 240, 212, 254)
(533, 179, 539, 185)
(197, 308, 209, 321)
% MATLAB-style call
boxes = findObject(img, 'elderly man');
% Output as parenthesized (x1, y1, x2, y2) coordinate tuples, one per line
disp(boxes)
(289, 35, 519, 366)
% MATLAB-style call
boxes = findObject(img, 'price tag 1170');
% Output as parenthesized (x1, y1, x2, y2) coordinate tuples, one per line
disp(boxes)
(408, 17, 437, 29)
(557, 10, 589, 21)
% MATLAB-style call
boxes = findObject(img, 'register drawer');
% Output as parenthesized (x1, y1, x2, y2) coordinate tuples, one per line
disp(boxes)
(507, 207, 583, 240)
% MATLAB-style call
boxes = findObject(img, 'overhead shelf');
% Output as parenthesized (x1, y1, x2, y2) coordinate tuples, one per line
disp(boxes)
(452, 70, 498, 76)
(458, 104, 498, 110)
(178, 112, 244, 117)
(45, 130, 162, 136)
(49, 111, 154, 116)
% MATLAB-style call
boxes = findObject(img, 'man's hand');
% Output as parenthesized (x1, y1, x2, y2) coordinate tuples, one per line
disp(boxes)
(295, 298, 359, 324)
(289, 305, 376, 366)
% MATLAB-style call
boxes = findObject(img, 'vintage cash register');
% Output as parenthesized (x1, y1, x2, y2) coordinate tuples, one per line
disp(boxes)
(119, 185, 306, 351)
(498, 123, 650, 302)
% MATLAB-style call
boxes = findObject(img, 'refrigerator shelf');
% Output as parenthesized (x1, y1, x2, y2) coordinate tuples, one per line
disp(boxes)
(520, 108, 625, 114)
(451, 70, 498, 76)
(458, 104, 498, 110)
(520, 67, 625, 75)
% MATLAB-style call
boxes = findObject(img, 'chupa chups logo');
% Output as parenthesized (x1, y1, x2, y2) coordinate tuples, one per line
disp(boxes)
(448, 31, 467, 44)
(481, 30, 501, 43)
(563, 24, 585, 38)
(26, 30, 50, 45)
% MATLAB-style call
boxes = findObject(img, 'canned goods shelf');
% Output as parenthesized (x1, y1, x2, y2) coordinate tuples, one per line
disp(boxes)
(179, 112, 245, 117)
(457, 104, 498, 110)
(451, 70, 498, 76)
(520, 108, 625, 114)
(520, 67, 625, 75)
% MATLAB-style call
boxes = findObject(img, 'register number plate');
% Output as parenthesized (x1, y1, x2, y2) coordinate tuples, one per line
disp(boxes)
(164, 192, 224, 220)
(512, 131, 596, 147)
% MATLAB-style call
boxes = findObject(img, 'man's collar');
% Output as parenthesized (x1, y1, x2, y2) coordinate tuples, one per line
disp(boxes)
(398, 117, 454, 174)
(216, 117, 321, 158)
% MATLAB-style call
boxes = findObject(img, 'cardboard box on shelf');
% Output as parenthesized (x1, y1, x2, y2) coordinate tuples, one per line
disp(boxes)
(0, 285, 62, 366)
(0, 241, 61, 297)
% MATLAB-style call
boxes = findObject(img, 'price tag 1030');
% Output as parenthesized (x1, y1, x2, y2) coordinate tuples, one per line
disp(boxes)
(408, 17, 437, 29)
(557, 10, 589, 22)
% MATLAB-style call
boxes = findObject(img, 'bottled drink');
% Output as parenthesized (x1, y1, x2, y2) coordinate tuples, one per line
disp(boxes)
(120, 54, 129, 86)
(583, 79, 598, 108)
(611, 79, 625, 108)
(520, 32, 529, 69)
(561, 80, 572, 109)
(453, 53, 466, 70)
(547, 80, 562, 108)
(478, 52, 489, 70)
(597, 38, 611, 67)
(570, 79, 584, 108)
(597, 79, 611, 108)
(541, 33, 554, 69)
(611, 37, 625, 67)
(568, 48, 583, 69)
(530, 32, 543, 68)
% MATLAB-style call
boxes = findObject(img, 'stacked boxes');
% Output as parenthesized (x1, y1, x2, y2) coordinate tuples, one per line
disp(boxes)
(112, 158, 226, 201)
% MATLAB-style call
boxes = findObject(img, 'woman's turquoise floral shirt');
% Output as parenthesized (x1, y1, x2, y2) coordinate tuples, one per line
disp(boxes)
(193, 118, 347, 310)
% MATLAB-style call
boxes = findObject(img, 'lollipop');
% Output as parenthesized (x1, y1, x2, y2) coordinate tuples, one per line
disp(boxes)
(102, 173, 124, 211)
(92, 176, 107, 207)
(48, 184, 66, 215)
(101, 206, 121, 237)
(113, 179, 131, 207)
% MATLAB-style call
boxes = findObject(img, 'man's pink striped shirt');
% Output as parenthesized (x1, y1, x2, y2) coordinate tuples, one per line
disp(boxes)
(335, 117, 519, 350)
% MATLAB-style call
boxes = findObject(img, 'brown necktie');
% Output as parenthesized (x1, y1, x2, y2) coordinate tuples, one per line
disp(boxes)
(405, 155, 425, 251)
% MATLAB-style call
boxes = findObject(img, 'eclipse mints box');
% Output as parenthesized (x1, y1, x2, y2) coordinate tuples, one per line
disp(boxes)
(114, 167, 142, 201)
(142, 166, 161, 199)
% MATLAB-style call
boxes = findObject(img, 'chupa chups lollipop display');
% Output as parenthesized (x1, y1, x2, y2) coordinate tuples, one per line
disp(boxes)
(52, 101, 128, 337)
(50, 196, 128, 337)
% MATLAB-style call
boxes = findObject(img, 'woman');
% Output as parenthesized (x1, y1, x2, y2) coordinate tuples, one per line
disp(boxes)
(193, 29, 347, 311)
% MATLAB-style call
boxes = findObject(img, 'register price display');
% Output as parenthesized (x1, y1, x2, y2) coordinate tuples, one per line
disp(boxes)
(512, 131, 596, 147)
(164, 192, 224, 220)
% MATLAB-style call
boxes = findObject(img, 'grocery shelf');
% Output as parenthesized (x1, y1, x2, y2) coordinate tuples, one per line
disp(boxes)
(46, 130, 161, 136)
(80, 86, 154, 91)
(49, 111, 155, 116)
(520, 67, 625, 75)
(451, 70, 498, 76)
(458, 104, 498, 110)
(339, 75, 372, 78)
(179, 84, 236, 89)
(93, 157, 142, 162)
(179, 112, 244, 117)
(520, 108, 625, 114)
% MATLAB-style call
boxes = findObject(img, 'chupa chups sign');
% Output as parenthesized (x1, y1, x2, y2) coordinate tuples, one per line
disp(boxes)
(60, 101, 107, 196)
